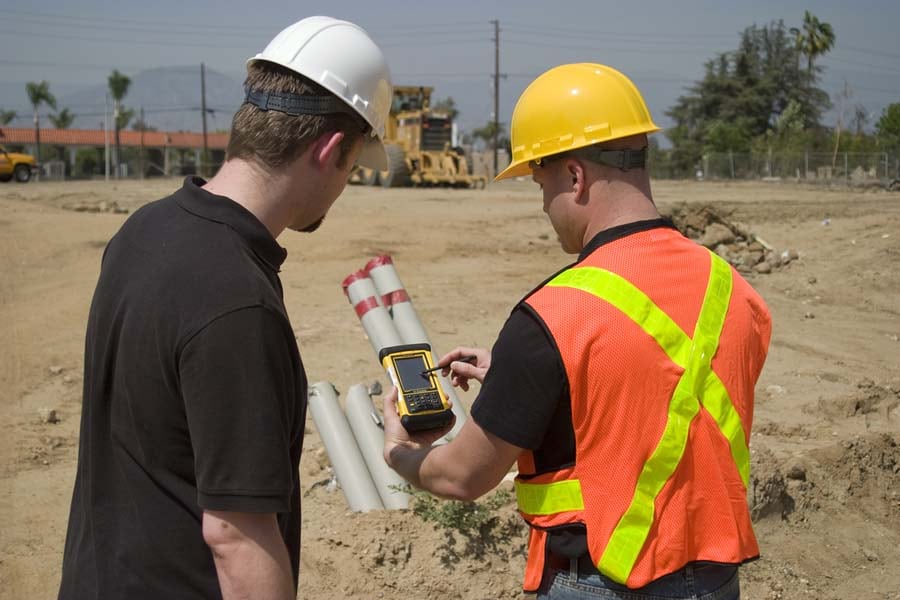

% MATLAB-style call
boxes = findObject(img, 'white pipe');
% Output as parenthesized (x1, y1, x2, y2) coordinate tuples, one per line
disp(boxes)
(364, 255, 467, 438)
(364, 255, 430, 345)
(345, 384, 410, 509)
(307, 382, 384, 512)
(341, 270, 404, 354)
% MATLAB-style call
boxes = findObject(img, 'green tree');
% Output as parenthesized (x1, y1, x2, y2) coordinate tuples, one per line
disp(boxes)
(26, 80, 57, 165)
(472, 121, 507, 150)
(46, 108, 76, 170)
(875, 103, 900, 154)
(74, 147, 102, 178)
(0, 109, 16, 125)
(433, 97, 459, 120)
(116, 107, 135, 131)
(108, 69, 131, 177)
(797, 10, 836, 80)
(49, 108, 75, 129)
(666, 18, 832, 174)
(132, 116, 156, 132)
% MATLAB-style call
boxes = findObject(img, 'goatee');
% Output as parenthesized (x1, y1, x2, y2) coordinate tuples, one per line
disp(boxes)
(291, 215, 325, 233)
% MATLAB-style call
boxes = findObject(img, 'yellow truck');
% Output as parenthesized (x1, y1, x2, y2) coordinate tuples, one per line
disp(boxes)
(352, 86, 485, 189)
(0, 144, 37, 183)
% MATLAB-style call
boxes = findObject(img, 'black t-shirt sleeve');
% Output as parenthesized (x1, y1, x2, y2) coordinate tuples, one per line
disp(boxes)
(470, 306, 568, 450)
(179, 306, 298, 513)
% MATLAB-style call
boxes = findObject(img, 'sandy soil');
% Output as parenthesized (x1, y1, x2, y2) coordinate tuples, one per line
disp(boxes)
(1, 177, 898, 600)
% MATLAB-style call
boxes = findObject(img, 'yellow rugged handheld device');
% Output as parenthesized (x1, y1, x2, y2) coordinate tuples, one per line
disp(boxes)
(379, 343, 454, 433)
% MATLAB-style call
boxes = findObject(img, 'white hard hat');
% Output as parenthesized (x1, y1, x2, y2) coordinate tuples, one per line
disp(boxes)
(248, 16, 392, 170)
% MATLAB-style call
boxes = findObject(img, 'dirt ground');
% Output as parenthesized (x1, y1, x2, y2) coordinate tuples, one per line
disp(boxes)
(1, 177, 898, 600)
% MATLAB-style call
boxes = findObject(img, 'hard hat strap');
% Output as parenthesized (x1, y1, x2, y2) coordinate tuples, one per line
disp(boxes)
(532, 146, 647, 172)
(576, 146, 647, 171)
(244, 88, 368, 132)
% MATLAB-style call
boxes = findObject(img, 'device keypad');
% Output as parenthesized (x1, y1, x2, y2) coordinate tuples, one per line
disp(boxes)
(405, 391, 444, 412)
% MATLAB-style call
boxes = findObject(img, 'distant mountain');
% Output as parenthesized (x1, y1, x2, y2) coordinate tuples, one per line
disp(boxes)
(59, 66, 244, 132)
(0, 67, 244, 133)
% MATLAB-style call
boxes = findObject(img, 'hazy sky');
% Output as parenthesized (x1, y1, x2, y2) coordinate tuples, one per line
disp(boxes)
(1, 0, 898, 137)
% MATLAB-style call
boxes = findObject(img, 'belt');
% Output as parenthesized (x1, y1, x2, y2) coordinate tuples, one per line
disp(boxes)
(549, 554, 740, 591)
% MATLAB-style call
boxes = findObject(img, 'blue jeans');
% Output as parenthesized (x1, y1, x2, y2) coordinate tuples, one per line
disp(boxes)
(536, 561, 740, 599)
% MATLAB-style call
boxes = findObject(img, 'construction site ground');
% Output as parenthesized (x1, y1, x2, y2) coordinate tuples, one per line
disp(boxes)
(1, 178, 898, 600)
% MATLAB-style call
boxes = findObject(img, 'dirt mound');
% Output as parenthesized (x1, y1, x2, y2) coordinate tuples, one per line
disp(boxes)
(809, 379, 900, 422)
(664, 203, 797, 274)
(299, 483, 528, 600)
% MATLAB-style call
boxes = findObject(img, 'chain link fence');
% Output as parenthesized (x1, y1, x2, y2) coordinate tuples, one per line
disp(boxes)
(652, 151, 899, 184)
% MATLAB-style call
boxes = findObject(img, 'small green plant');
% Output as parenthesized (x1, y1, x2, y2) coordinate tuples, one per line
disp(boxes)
(410, 487, 513, 539)
(403, 486, 526, 565)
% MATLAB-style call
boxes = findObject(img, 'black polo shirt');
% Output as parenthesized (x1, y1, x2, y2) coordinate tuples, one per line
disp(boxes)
(59, 177, 307, 599)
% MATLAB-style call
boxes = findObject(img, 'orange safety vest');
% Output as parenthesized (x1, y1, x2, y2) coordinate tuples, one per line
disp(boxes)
(516, 226, 771, 591)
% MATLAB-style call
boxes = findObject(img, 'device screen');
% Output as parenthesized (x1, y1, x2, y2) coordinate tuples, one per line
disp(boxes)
(394, 355, 432, 392)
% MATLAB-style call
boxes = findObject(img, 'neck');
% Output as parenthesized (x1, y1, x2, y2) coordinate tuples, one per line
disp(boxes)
(582, 174, 659, 247)
(202, 158, 294, 238)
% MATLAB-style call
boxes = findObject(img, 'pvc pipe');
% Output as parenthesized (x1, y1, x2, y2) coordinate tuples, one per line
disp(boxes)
(341, 270, 404, 354)
(307, 382, 384, 512)
(364, 255, 431, 345)
(364, 255, 468, 438)
(345, 383, 410, 509)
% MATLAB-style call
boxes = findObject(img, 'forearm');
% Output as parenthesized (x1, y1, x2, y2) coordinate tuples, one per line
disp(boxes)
(387, 442, 478, 501)
(385, 418, 523, 502)
(204, 512, 294, 600)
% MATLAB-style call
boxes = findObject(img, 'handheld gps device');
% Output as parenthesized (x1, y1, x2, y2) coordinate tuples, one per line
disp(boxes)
(379, 343, 454, 433)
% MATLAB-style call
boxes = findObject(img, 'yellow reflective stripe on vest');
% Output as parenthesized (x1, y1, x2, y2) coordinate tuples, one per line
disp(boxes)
(515, 479, 585, 515)
(542, 251, 748, 584)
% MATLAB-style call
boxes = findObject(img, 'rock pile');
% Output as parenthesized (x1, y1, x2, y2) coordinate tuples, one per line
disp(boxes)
(664, 204, 796, 274)
(65, 201, 129, 214)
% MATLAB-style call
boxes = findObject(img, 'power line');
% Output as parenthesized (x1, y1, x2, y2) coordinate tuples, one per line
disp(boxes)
(0, 27, 492, 51)
(503, 21, 737, 40)
(9, 13, 492, 42)
(503, 38, 716, 55)
(821, 56, 900, 77)
(0, 28, 251, 50)
(2, 8, 490, 38)
(841, 45, 900, 61)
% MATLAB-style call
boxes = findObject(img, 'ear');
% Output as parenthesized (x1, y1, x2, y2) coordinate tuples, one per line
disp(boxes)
(312, 131, 345, 169)
(566, 159, 587, 203)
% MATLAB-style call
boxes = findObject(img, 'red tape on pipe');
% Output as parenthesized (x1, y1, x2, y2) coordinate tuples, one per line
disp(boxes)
(381, 289, 410, 307)
(341, 270, 369, 296)
(364, 254, 393, 274)
(354, 296, 380, 318)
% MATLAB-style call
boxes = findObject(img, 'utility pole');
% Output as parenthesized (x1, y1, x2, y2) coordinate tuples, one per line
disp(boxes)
(104, 93, 110, 182)
(491, 19, 500, 178)
(201, 62, 209, 177)
(139, 106, 145, 180)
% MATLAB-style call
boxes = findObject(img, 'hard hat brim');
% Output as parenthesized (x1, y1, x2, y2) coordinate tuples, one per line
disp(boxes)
(494, 160, 533, 182)
(356, 135, 388, 171)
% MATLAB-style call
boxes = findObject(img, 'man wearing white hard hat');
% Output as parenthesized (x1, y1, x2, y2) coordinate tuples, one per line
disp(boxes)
(58, 17, 391, 600)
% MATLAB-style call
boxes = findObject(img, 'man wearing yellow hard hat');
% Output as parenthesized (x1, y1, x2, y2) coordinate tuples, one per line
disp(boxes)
(383, 63, 771, 599)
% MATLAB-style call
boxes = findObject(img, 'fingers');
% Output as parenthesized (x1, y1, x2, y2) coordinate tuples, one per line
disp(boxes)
(437, 346, 483, 368)
(382, 387, 401, 431)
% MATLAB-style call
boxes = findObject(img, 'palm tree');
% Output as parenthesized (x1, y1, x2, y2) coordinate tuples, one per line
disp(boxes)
(25, 81, 57, 165)
(108, 70, 131, 178)
(799, 11, 836, 80)
(49, 108, 76, 166)
(49, 108, 75, 129)
(0, 109, 16, 125)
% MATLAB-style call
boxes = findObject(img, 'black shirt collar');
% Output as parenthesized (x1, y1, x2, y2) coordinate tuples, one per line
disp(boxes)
(174, 176, 288, 271)
(578, 218, 676, 262)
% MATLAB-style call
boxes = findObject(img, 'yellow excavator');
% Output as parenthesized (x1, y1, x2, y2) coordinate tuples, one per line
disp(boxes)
(353, 86, 486, 189)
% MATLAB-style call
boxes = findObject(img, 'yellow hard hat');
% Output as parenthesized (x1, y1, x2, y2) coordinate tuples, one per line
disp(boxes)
(495, 63, 660, 181)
